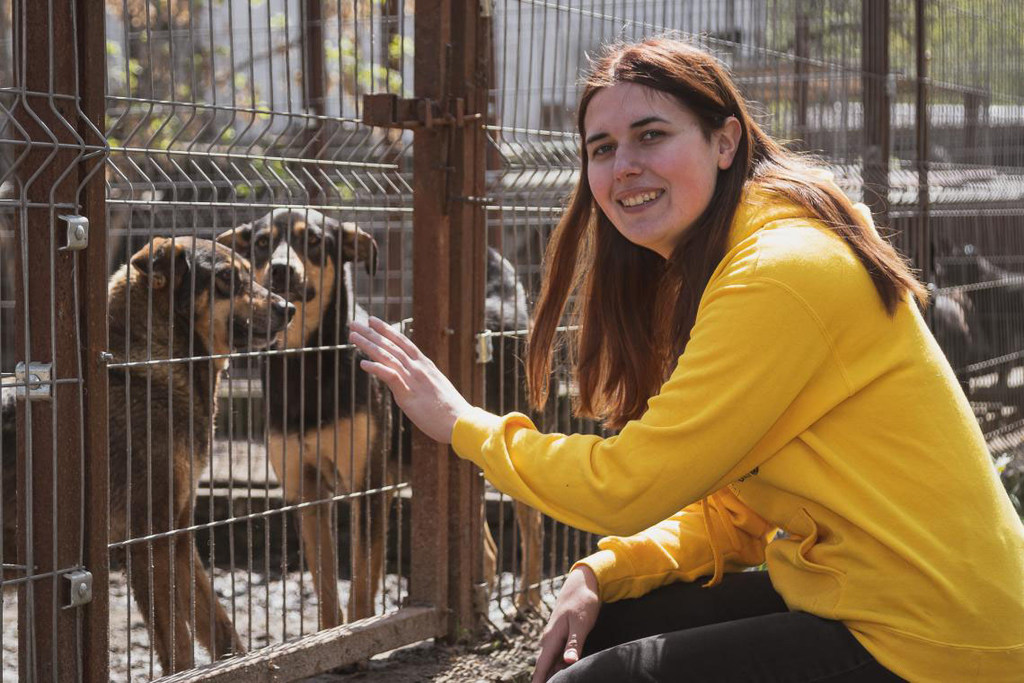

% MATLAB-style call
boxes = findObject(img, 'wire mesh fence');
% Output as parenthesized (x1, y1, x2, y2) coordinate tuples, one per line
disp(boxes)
(101, 0, 419, 678)
(0, 0, 1022, 680)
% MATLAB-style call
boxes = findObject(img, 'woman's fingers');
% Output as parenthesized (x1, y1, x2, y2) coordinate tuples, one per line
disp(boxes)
(532, 627, 566, 683)
(349, 329, 404, 371)
(563, 630, 581, 664)
(349, 320, 412, 369)
(359, 359, 409, 393)
(368, 316, 423, 359)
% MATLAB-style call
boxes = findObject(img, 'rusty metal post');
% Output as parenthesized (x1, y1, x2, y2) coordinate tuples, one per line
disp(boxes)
(302, 0, 327, 202)
(862, 0, 891, 226)
(408, 0, 453, 633)
(915, 0, 931, 289)
(13, 0, 91, 679)
(793, 4, 809, 149)
(446, 0, 489, 640)
(77, 0, 110, 680)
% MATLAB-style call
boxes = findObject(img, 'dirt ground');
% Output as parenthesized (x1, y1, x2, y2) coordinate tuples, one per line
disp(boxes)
(3, 571, 551, 682)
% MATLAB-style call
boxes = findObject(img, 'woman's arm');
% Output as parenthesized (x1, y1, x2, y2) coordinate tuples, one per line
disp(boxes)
(352, 274, 845, 537)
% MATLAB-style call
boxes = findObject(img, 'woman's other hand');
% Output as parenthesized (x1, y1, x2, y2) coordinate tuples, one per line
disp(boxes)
(533, 565, 601, 682)
(349, 317, 472, 444)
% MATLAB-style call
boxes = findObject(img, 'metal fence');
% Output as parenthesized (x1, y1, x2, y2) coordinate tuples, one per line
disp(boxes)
(1, 0, 1022, 681)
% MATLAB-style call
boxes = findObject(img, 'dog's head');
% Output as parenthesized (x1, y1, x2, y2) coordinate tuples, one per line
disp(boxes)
(216, 209, 378, 348)
(216, 208, 377, 281)
(129, 237, 296, 354)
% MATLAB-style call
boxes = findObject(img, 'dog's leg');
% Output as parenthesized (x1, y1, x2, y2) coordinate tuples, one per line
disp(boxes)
(515, 502, 544, 611)
(130, 538, 194, 673)
(347, 491, 372, 621)
(481, 516, 499, 610)
(270, 432, 343, 629)
(348, 486, 391, 622)
(181, 534, 244, 661)
(297, 471, 343, 629)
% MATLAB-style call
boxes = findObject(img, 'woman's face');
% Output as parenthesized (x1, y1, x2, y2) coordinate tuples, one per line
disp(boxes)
(584, 82, 740, 259)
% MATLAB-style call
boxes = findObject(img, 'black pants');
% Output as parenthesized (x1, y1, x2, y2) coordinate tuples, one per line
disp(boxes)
(549, 571, 904, 683)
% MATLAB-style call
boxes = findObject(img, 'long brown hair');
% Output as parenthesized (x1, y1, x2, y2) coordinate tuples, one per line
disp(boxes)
(527, 38, 928, 429)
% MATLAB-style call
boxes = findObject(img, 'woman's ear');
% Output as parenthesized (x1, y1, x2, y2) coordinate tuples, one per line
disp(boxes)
(715, 116, 742, 170)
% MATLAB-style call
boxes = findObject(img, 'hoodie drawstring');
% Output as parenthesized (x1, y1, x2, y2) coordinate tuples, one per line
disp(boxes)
(701, 495, 726, 587)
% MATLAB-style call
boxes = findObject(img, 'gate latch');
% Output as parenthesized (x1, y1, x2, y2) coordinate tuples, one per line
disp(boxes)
(362, 94, 481, 130)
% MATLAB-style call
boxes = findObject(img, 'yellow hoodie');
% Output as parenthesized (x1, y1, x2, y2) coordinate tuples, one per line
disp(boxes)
(452, 187, 1024, 682)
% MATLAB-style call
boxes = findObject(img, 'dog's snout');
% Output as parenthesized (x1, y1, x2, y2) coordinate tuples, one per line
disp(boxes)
(274, 296, 297, 323)
(270, 262, 300, 295)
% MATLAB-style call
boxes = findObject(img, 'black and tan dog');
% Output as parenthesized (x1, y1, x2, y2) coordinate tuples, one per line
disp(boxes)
(218, 209, 392, 628)
(108, 237, 294, 673)
(220, 210, 543, 625)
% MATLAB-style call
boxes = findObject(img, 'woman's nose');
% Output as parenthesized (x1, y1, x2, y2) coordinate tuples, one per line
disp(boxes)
(613, 147, 642, 181)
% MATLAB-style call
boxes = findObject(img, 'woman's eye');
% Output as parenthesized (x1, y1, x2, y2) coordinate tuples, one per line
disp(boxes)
(640, 129, 664, 142)
(590, 143, 613, 159)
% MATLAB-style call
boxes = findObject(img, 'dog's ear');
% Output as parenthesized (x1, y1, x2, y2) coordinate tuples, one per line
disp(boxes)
(329, 218, 378, 276)
(215, 223, 252, 253)
(130, 237, 188, 290)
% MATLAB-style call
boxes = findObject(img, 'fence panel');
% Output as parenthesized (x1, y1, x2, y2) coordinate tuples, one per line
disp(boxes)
(100, 0, 436, 677)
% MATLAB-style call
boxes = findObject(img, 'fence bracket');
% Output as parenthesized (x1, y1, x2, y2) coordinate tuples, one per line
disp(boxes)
(63, 569, 93, 609)
(362, 94, 482, 130)
(475, 330, 493, 364)
(58, 214, 89, 252)
(15, 362, 52, 400)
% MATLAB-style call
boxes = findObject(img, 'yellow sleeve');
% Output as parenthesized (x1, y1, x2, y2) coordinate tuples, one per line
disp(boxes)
(451, 275, 845, 537)
(571, 487, 777, 602)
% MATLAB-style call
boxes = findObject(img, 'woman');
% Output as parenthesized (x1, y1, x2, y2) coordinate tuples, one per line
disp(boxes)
(350, 38, 1024, 682)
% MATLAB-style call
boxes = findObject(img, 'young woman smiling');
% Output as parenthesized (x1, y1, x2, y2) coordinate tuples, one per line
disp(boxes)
(349, 38, 1024, 682)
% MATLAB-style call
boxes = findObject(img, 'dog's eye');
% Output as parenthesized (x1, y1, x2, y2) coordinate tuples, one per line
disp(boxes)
(217, 270, 235, 286)
(256, 235, 269, 249)
(306, 231, 321, 247)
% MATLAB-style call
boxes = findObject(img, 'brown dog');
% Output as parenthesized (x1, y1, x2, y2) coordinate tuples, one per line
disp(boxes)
(218, 209, 391, 628)
(107, 237, 294, 673)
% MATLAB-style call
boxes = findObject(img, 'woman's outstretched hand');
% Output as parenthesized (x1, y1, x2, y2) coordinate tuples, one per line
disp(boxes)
(348, 317, 473, 445)
(533, 565, 601, 682)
